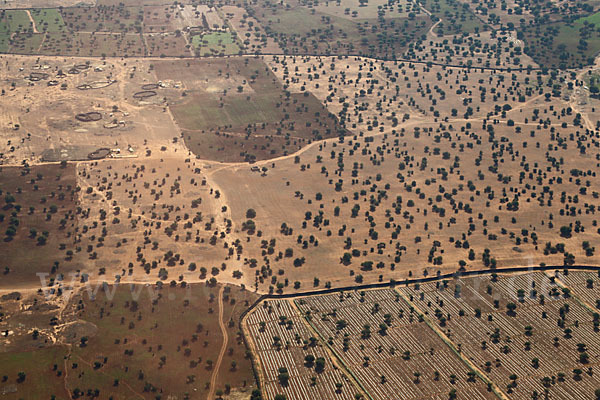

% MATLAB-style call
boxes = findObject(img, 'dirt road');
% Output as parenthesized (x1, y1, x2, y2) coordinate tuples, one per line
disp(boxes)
(207, 285, 228, 400)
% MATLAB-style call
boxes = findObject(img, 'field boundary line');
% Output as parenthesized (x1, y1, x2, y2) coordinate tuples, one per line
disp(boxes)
(239, 309, 267, 392)
(0, 50, 545, 73)
(396, 288, 510, 400)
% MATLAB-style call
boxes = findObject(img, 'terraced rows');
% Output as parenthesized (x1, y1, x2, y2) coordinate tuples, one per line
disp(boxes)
(400, 272, 600, 399)
(246, 299, 361, 400)
(295, 290, 496, 400)
(245, 272, 600, 399)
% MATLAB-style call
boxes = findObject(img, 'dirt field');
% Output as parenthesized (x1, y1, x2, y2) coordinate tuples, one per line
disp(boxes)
(194, 55, 600, 292)
(0, 163, 78, 289)
(0, 55, 184, 165)
(0, 282, 258, 399)
(3, 52, 600, 296)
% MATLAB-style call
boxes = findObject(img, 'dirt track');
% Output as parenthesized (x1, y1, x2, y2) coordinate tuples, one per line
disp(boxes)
(208, 285, 228, 400)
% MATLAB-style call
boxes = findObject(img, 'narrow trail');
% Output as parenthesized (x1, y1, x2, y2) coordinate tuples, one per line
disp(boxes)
(207, 285, 228, 400)
(428, 19, 441, 38)
(36, 33, 47, 53)
(201, 110, 573, 177)
(417, 3, 440, 39)
(62, 344, 74, 400)
(183, 32, 195, 57)
(25, 10, 39, 34)
(201, 116, 428, 175)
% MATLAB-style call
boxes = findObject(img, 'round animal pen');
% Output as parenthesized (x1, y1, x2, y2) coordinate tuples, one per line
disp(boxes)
(75, 112, 102, 122)
(133, 90, 157, 100)
(28, 72, 49, 81)
(87, 148, 111, 160)
(76, 81, 116, 90)
(141, 83, 160, 90)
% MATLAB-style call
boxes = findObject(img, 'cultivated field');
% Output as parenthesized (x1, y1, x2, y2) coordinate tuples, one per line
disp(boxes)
(399, 271, 600, 398)
(245, 299, 362, 400)
(243, 270, 600, 399)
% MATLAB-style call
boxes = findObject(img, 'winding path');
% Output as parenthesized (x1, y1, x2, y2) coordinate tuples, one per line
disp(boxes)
(207, 285, 228, 400)
(25, 10, 39, 34)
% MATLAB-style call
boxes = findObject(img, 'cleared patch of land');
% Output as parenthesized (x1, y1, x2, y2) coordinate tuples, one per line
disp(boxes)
(191, 31, 241, 57)
(0, 55, 183, 165)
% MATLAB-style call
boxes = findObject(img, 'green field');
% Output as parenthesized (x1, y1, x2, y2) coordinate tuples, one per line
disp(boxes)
(0, 9, 65, 53)
(30, 8, 66, 33)
(160, 57, 344, 161)
(168, 57, 292, 132)
(0, 36, 8, 53)
(419, 0, 485, 35)
(4, 10, 32, 33)
(60, 6, 143, 33)
(8, 33, 45, 54)
(312, 0, 420, 20)
(522, 13, 600, 69)
(0, 15, 9, 52)
(175, 93, 282, 128)
(260, 7, 340, 35)
(191, 31, 241, 56)
(253, 4, 431, 58)
(578, 10, 600, 25)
